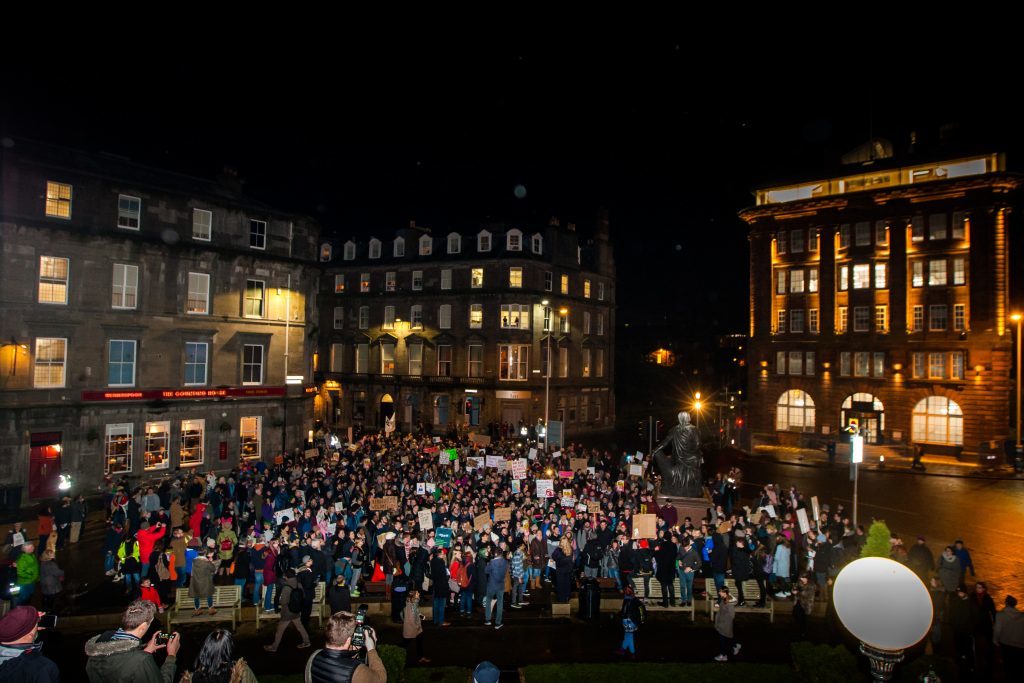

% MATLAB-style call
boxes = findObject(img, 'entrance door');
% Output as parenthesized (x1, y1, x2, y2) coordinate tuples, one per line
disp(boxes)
(29, 433, 62, 499)
(501, 405, 523, 426)
(433, 396, 449, 428)
(380, 394, 395, 428)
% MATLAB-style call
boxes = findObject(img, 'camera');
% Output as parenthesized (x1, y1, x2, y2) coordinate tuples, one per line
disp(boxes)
(350, 604, 369, 648)
(156, 632, 172, 645)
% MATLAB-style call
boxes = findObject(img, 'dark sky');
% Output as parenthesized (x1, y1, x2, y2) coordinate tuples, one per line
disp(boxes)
(2, 35, 1019, 345)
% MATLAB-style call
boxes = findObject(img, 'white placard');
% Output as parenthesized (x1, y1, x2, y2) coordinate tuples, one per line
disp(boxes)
(796, 508, 810, 534)
(426, 483, 436, 493)
(439, 451, 449, 465)
(334, 502, 345, 513)
(763, 504, 777, 518)
(485, 455, 502, 469)
(418, 509, 434, 530)
(11, 533, 24, 547)
(553, 451, 562, 459)
(528, 448, 538, 461)
(417, 483, 426, 495)
(275, 508, 295, 526)
(588, 467, 596, 475)
(511, 459, 528, 479)
(811, 496, 820, 522)
(628, 464, 642, 477)
(635, 451, 643, 460)
(536, 480, 555, 498)
(433, 437, 441, 443)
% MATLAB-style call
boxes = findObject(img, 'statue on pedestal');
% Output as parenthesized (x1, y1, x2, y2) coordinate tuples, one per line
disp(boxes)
(651, 411, 703, 498)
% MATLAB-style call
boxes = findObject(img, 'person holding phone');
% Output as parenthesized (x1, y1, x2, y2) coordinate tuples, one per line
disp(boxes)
(85, 599, 180, 683)
(0, 606, 59, 682)
(304, 611, 386, 683)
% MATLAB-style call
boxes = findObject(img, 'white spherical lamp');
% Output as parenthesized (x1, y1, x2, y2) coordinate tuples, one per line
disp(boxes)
(833, 557, 933, 680)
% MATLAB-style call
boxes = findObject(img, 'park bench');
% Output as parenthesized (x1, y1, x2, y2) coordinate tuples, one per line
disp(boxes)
(255, 581, 326, 629)
(167, 585, 242, 630)
(704, 578, 774, 623)
(633, 575, 696, 621)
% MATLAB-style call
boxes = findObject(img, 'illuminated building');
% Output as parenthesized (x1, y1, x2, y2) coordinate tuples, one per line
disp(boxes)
(742, 152, 1020, 457)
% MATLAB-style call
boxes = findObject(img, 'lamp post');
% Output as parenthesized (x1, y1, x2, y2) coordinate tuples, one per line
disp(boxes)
(833, 557, 933, 681)
(542, 299, 551, 451)
(694, 391, 702, 433)
(1012, 313, 1022, 460)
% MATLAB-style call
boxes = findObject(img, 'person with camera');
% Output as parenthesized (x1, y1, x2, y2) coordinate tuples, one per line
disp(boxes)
(84, 599, 181, 683)
(304, 610, 386, 683)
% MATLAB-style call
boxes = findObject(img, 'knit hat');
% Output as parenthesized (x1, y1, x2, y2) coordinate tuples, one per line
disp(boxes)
(473, 661, 501, 683)
(0, 606, 38, 643)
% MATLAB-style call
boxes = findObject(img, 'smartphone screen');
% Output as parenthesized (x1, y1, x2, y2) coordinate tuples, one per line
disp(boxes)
(38, 614, 57, 629)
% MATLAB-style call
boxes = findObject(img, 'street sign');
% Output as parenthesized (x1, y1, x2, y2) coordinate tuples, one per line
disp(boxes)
(547, 420, 564, 448)
(851, 434, 864, 464)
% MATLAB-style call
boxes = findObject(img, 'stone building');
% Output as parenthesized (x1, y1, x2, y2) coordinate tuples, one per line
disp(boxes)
(742, 152, 1020, 458)
(0, 140, 320, 500)
(315, 215, 616, 438)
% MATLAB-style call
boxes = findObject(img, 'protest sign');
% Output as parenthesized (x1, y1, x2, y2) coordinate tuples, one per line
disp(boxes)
(435, 527, 453, 548)
(424, 446, 439, 454)
(587, 501, 602, 514)
(635, 451, 643, 460)
(528, 448, 538, 461)
(401, 456, 410, 465)
(439, 451, 449, 466)
(632, 513, 657, 540)
(558, 470, 573, 479)
(474, 512, 492, 530)
(615, 480, 625, 492)
(628, 464, 642, 477)
(485, 455, 503, 469)
(494, 507, 512, 522)
(418, 509, 434, 530)
(811, 496, 821, 523)
(274, 508, 295, 526)
(416, 483, 426, 495)
(370, 496, 398, 511)
(536, 479, 555, 498)
(426, 483, 436, 493)
(334, 501, 345, 513)
(553, 451, 562, 459)
(511, 480, 521, 494)
(469, 433, 492, 446)
(510, 459, 528, 479)
(447, 448, 458, 461)
(560, 494, 577, 508)
(763, 504, 777, 518)
(432, 437, 441, 443)
(796, 508, 810, 534)
(570, 458, 588, 473)
(588, 467, 596, 475)
(466, 458, 480, 470)
(304, 448, 319, 460)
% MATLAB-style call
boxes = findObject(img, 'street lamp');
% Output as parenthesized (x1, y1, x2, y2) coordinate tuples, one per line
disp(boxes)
(542, 299, 551, 451)
(693, 391, 702, 432)
(833, 557, 932, 681)
(1012, 313, 1022, 461)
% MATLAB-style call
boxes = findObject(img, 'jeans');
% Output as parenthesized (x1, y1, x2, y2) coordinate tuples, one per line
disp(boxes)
(433, 597, 446, 625)
(511, 578, 525, 605)
(607, 568, 621, 590)
(485, 589, 505, 625)
(658, 577, 676, 605)
(621, 631, 635, 653)
(141, 563, 150, 578)
(104, 553, 116, 573)
(253, 573, 265, 605)
(193, 596, 213, 609)
(713, 571, 726, 591)
(233, 578, 246, 599)
(679, 570, 695, 603)
(528, 567, 540, 584)
(263, 583, 276, 611)
(350, 568, 362, 593)
(175, 572, 186, 588)
(124, 573, 140, 594)
(718, 632, 734, 657)
(584, 566, 600, 578)
(459, 589, 474, 614)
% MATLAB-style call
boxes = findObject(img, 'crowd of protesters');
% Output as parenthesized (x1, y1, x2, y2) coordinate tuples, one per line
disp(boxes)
(0, 425, 1022, 681)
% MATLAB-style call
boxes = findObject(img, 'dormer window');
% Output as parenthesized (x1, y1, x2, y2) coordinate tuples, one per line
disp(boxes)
(368, 238, 382, 259)
(343, 241, 356, 260)
(531, 233, 543, 255)
(507, 229, 522, 251)
(419, 234, 432, 256)
(447, 232, 461, 254)
(478, 230, 492, 252)
(393, 237, 405, 257)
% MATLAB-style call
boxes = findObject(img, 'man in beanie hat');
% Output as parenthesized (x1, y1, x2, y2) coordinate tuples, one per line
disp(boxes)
(85, 599, 180, 683)
(0, 606, 58, 681)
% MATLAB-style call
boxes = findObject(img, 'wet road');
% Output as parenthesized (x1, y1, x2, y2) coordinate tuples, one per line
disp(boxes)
(712, 449, 1024, 599)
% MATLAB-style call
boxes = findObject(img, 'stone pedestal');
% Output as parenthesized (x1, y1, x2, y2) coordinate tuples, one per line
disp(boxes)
(658, 490, 711, 524)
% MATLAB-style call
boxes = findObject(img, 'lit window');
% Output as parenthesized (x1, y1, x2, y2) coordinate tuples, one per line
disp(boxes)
(108, 340, 136, 386)
(468, 344, 483, 377)
(854, 352, 869, 377)
(839, 265, 849, 291)
(105, 423, 133, 474)
(38, 256, 69, 304)
(912, 305, 924, 332)
(240, 417, 261, 460)
(380, 342, 396, 374)
(790, 270, 804, 293)
(790, 229, 804, 253)
(952, 258, 965, 285)
(543, 307, 552, 332)
(412, 271, 423, 291)
(532, 234, 543, 254)
(929, 305, 948, 331)
(447, 233, 461, 254)
(472, 268, 484, 288)
(544, 272, 553, 292)
(840, 352, 851, 376)
(358, 306, 369, 330)
(192, 208, 212, 241)
(355, 343, 368, 373)
(854, 306, 870, 332)
(874, 263, 887, 289)
(244, 280, 265, 318)
(558, 346, 569, 378)
(912, 261, 924, 287)
(360, 273, 370, 292)
(776, 389, 815, 432)
(184, 342, 208, 385)
(788, 351, 803, 375)
(583, 311, 591, 334)
(509, 267, 523, 289)
(242, 344, 264, 384)
(776, 309, 786, 333)
(437, 345, 453, 376)
(506, 229, 522, 251)
(954, 304, 966, 331)
(584, 279, 592, 299)
(385, 272, 396, 292)
(875, 221, 888, 245)
(911, 216, 925, 242)
(776, 351, 786, 375)
(187, 272, 210, 314)
(929, 260, 947, 286)
(34, 337, 67, 388)
(582, 347, 592, 377)
(501, 304, 530, 329)
(838, 306, 848, 333)
(439, 304, 452, 329)
(408, 343, 423, 376)
(180, 419, 205, 466)
(45, 181, 72, 219)
(929, 214, 947, 240)
(249, 219, 267, 249)
(477, 230, 492, 252)
(875, 305, 888, 333)
(144, 421, 170, 471)
(117, 195, 141, 230)
(912, 352, 924, 378)
(596, 349, 605, 378)
(854, 222, 871, 246)
(559, 310, 570, 334)
(808, 269, 818, 293)
(873, 353, 885, 378)
(334, 275, 345, 293)
(560, 274, 569, 295)
(344, 242, 356, 260)
(330, 343, 343, 372)
(852, 264, 870, 289)
(369, 239, 382, 259)
(393, 237, 405, 257)
(809, 308, 819, 333)
(928, 352, 946, 379)
(776, 271, 786, 294)
(410, 305, 422, 329)
(383, 305, 395, 329)
(790, 309, 804, 333)
(469, 304, 483, 329)
(419, 235, 432, 256)
(441, 269, 452, 290)
(952, 352, 965, 380)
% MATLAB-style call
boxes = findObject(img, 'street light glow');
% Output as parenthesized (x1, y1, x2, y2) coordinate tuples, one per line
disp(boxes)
(1012, 312, 1022, 322)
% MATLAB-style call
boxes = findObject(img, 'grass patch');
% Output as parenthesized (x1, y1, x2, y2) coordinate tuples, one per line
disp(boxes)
(523, 663, 792, 683)
(406, 666, 473, 683)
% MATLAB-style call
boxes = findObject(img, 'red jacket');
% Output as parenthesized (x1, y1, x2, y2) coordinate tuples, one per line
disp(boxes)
(189, 503, 206, 538)
(38, 515, 54, 536)
(136, 525, 164, 562)
(141, 584, 162, 608)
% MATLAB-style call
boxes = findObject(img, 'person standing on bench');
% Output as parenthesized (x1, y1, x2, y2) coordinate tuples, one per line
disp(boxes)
(190, 549, 219, 615)
(297, 555, 317, 629)
(654, 530, 677, 607)
(264, 568, 311, 652)
(730, 529, 754, 606)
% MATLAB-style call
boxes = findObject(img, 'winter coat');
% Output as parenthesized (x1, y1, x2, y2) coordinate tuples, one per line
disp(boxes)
(189, 556, 218, 599)
(730, 542, 752, 581)
(715, 599, 736, 637)
(0, 644, 60, 682)
(39, 559, 64, 596)
(654, 540, 677, 582)
(773, 544, 791, 578)
(936, 553, 961, 592)
(485, 557, 509, 593)
(15, 552, 39, 586)
(430, 556, 450, 599)
(529, 537, 548, 568)
(278, 576, 302, 621)
(402, 600, 424, 638)
(794, 581, 816, 613)
(179, 658, 257, 683)
(679, 546, 701, 574)
(84, 631, 177, 683)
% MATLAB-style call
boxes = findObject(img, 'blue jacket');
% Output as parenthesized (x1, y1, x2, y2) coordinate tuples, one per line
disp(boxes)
(954, 546, 974, 575)
(485, 557, 509, 593)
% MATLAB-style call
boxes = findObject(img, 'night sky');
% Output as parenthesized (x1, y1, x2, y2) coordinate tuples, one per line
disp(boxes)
(3, 35, 1020, 354)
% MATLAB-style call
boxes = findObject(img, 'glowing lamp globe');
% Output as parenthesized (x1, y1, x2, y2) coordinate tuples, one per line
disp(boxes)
(833, 557, 932, 652)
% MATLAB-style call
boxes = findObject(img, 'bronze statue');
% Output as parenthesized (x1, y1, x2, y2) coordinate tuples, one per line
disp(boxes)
(651, 411, 703, 497)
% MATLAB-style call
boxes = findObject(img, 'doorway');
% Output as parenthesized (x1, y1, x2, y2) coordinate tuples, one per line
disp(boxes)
(501, 404, 524, 426)
(840, 393, 885, 444)
(432, 395, 449, 428)
(29, 432, 62, 500)
(380, 394, 395, 428)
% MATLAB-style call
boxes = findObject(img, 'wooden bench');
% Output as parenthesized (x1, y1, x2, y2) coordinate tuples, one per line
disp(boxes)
(703, 578, 774, 623)
(633, 575, 696, 621)
(167, 585, 242, 630)
(255, 581, 326, 629)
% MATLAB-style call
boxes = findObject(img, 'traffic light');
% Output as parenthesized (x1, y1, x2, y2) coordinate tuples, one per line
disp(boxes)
(736, 417, 744, 428)
(655, 420, 664, 440)
(465, 399, 473, 415)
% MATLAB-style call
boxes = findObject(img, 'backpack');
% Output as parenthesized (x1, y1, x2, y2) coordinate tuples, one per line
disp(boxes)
(458, 563, 471, 589)
(287, 585, 304, 613)
(220, 535, 234, 552)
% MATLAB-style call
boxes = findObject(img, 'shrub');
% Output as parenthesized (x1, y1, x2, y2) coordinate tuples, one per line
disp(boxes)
(791, 642, 860, 683)
(860, 520, 892, 558)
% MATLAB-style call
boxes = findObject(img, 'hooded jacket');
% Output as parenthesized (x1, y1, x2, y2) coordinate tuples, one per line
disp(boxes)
(84, 631, 176, 683)
(0, 643, 60, 682)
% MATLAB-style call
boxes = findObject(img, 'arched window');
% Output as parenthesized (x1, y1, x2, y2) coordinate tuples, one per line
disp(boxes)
(418, 234, 432, 256)
(912, 396, 963, 445)
(447, 232, 461, 254)
(343, 241, 356, 260)
(506, 228, 522, 251)
(776, 389, 815, 432)
(477, 230, 492, 252)
(840, 393, 885, 433)
(531, 233, 543, 254)
(393, 236, 405, 257)
(368, 238, 381, 259)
